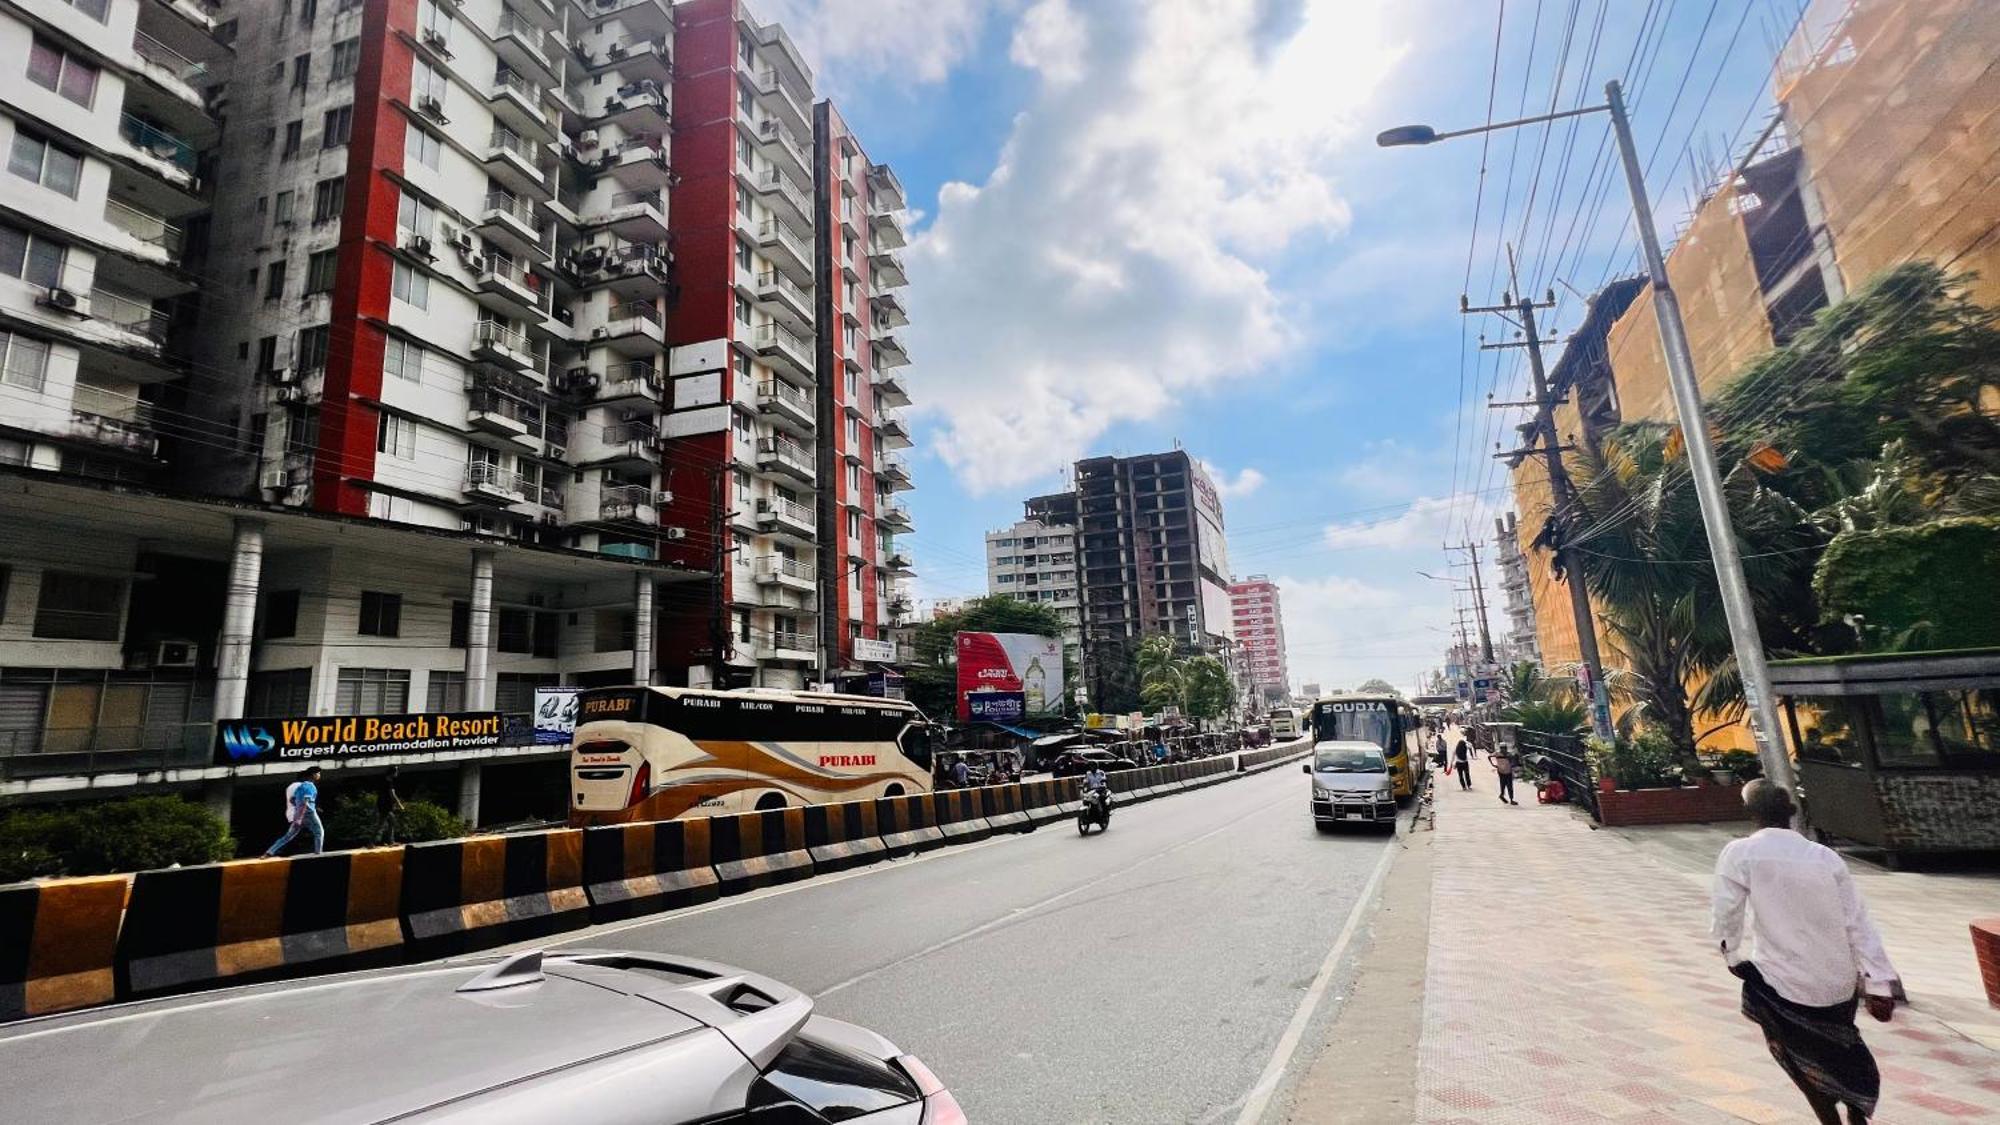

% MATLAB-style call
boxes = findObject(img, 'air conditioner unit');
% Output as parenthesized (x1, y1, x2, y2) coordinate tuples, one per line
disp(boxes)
(449, 228, 475, 253)
(268, 366, 296, 385)
(275, 385, 302, 403)
(154, 639, 198, 668)
(38, 286, 82, 312)
(662, 527, 688, 541)
(287, 465, 313, 485)
(591, 326, 609, 340)
(577, 246, 606, 270)
(606, 42, 627, 58)
(464, 253, 486, 273)
(653, 489, 673, 505)
(261, 468, 289, 490)
(539, 512, 561, 526)
(578, 129, 600, 149)
(564, 365, 590, 384)
(602, 97, 626, 113)
(406, 233, 435, 259)
(419, 27, 452, 57)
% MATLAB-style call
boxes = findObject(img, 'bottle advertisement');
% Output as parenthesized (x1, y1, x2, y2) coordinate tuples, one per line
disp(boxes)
(954, 631, 1066, 720)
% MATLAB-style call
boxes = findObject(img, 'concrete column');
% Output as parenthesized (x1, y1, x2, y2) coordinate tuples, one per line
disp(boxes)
(632, 573, 655, 685)
(200, 779, 235, 823)
(214, 518, 266, 720)
(465, 549, 495, 710)
(457, 762, 482, 827)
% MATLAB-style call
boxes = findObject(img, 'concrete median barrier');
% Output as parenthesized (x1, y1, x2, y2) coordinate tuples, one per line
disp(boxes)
(802, 799, 888, 874)
(709, 807, 814, 897)
(581, 819, 719, 923)
(1, 875, 127, 1021)
(875, 793, 946, 856)
(1018, 777, 1077, 826)
(400, 830, 589, 958)
(975, 785, 1034, 832)
(929, 789, 993, 844)
(117, 849, 403, 1000)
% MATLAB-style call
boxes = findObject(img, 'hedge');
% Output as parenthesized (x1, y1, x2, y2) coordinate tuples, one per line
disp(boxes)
(1814, 517, 2000, 650)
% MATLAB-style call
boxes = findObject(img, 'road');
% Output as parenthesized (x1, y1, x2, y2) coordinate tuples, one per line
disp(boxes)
(528, 761, 1400, 1124)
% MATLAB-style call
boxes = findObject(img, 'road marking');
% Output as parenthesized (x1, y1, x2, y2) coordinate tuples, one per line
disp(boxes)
(816, 788, 1295, 998)
(1230, 836, 1399, 1125)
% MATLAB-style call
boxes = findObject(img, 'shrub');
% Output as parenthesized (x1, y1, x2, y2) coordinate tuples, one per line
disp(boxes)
(1814, 517, 2000, 650)
(322, 794, 467, 850)
(1717, 749, 1763, 780)
(1586, 731, 1684, 791)
(0, 796, 233, 881)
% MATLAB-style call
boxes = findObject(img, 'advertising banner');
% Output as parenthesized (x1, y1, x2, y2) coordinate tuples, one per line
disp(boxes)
(853, 637, 898, 663)
(966, 691, 1026, 723)
(954, 631, 1065, 719)
(214, 711, 535, 766)
(533, 688, 580, 745)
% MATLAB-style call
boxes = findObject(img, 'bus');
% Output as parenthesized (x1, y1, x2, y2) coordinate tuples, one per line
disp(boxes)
(1268, 707, 1302, 740)
(1307, 693, 1428, 801)
(567, 686, 934, 825)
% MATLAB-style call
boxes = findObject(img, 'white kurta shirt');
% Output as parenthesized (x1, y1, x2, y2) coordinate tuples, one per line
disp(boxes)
(1711, 827, 1898, 1006)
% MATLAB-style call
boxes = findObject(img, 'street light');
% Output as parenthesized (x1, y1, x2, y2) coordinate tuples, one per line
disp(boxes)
(1379, 79, 1795, 796)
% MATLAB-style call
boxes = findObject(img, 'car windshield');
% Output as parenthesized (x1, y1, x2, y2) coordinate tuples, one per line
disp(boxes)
(1313, 748, 1386, 773)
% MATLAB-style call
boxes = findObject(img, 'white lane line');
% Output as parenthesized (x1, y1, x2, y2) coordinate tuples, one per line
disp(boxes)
(1231, 837, 1399, 1125)
(815, 788, 1295, 998)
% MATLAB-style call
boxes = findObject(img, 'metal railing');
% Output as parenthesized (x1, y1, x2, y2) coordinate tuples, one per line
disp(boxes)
(605, 188, 664, 213)
(765, 629, 811, 653)
(756, 436, 812, 474)
(756, 268, 808, 307)
(486, 126, 541, 163)
(1519, 729, 1599, 820)
(758, 117, 806, 164)
(465, 460, 521, 492)
(601, 419, 658, 445)
(119, 113, 197, 173)
(759, 495, 812, 525)
(756, 217, 808, 263)
(489, 68, 547, 112)
(468, 389, 541, 428)
(103, 198, 184, 255)
(757, 166, 809, 214)
(606, 298, 661, 327)
(132, 31, 208, 82)
(757, 378, 810, 414)
(599, 362, 663, 399)
(71, 408, 156, 454)
(474, 318, 532, 354)
(0, 724, 214, 779)
(755, 555, 815, 582)
(752, 319, 808, 359)
(481, 191, 545, 232)
(599, 482, 661, 519)
(878, 499, 911, 523)
(89, 286, 171, 344)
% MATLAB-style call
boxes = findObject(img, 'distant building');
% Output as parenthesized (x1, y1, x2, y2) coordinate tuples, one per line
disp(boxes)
(1493, 514, 1540, 667)
(1300, 682, 1323, 700)
(1228, 576, 1289, 697)
(985, 518, 1080, 667)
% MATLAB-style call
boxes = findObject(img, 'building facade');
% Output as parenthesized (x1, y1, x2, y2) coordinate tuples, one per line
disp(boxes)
(1228, 575, 1287, 697)
(984, 517, 1080, 666)
(1490, 514, 1539, 667)
(1069, 450, 1234, 669)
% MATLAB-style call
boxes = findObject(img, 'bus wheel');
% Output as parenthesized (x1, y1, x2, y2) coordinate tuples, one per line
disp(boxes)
(755, 793, 787, 811)
(883, 784, 905, 799)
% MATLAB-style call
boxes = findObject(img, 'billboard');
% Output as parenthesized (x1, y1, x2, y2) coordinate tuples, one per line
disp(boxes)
(214, 711, 535, 765)
(955, 631, 1064, 719)
(1189, 459, 1231, 585)
(966, 691, 1026, 723)
(534, 688, 580, 745)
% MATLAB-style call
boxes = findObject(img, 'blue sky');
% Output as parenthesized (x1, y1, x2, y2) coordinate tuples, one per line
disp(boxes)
(764, 0, 1793, 691)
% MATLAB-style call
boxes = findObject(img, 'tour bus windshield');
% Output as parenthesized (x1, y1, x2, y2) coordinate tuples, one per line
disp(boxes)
(1311, 705, 1396, 750)
(1313, 746, 1386, 773)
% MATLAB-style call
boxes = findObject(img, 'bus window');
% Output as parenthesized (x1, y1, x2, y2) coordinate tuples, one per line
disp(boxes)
(899, 724, 934, 771)
(1312, 706, 1394, 747)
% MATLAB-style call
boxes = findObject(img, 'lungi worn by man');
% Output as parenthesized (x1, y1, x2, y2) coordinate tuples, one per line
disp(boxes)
(1711, 780, 1898, 1125)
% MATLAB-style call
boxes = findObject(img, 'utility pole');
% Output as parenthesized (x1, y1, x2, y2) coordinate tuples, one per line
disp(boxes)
(1472, 251, 1614, 740)
(709, 465, 729, 689)
(1450, 541, 1496, 667)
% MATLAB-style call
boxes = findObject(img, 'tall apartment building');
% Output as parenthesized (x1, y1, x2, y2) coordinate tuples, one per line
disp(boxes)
(984, 517, 1079, 665)
(1228, 575, 1287, 696)
(1491, 513, 1539, 667)
(174, 0, 912, 693)
(1, 0, 223, 476)
(1064, 450, 1234, 663)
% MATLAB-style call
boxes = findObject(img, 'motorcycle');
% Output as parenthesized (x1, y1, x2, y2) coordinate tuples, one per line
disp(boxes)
(1077, 787, 1112, 835)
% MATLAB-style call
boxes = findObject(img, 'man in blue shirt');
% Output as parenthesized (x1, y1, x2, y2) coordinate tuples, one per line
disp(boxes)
(264, 765, 325, 856)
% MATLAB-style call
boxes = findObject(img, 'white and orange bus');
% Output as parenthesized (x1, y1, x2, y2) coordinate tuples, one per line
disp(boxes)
(567, 686, 935, 825)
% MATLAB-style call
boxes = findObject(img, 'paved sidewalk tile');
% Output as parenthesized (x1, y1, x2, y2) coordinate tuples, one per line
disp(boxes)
(1414, 766, 2000, 1124)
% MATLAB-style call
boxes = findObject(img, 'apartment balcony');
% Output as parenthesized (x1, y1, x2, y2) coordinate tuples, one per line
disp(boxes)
(493, 11, 560, 83)
(867, 162, 906, 210)
(755, 496, 816, 541)
(876, 413, 912, 450)
(755, 117, 809, 183)
(118, 113, 199, 192)
(872, 367, 910, 408)
(868, 205, 907, 251)
(876, 500, 913, 532)
(752, 320, 813, 384)
(581, 189, 668, 243)
(577, 0, 670, 33)
(753, 554, 816, 593)
(756, 378, 814, 434)
(583, 35, 672, 85)
(463, 461, 529, 504)
(597, 482, 668, 526)
(755, 268, 812, 328)
(475, 192, 547, 258)
(69, 407, 158, 457)
(101, 198, 184, 267)
(482, 127, 551, 198)
(130, 30, 211, 112)
(754, 166, 812, 230)
(83, 285, 171, 355)
(756, 217, 811, 283)
(870, 249, 909, 289)
(594, 360, 664, 404)
(591, 299, 665, 355)
(467, 387, 540, 441)
(474, 258, 548, 320)
(755, 436, 814, 484)
(750, 18, 811, 89)
(472, 319, 538, 372)
(754, 68, 810, 136)
(581, 420, 662, 469)
(876, 452, 913, 490)
(872, 333, 910, 368)
(871, 291, 909, 329)
(754, 629, 816, 664)
(602, 134, 672, 189)
(597, 80, 670, 131)
(488, 68, 556, 138)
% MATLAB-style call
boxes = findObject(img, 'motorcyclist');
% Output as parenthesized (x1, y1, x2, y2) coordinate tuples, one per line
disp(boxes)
(1082, 765, 1110, 815)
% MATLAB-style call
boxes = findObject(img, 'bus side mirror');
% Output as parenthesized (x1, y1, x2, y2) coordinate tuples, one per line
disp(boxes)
(1301, 763, 1310, 774)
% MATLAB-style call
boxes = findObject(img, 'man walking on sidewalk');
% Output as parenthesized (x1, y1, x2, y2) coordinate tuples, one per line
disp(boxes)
(1711, 781, 1898, 1124)
(1452, 735, 1473, 791)
(1489, 744, 1517, 803)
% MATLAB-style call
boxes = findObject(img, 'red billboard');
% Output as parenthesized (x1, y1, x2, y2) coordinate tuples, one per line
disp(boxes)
(954, 631, 1064, 720)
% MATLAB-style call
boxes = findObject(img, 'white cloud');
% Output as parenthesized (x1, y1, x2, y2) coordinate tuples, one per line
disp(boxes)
(907, 0, 1410, 493)
(1273, 573, 1447, 694)
(1201, 461, 1267, 500)
(757, 0, 999, 87)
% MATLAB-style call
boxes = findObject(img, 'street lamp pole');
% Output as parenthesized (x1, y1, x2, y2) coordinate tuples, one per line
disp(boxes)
(1379, 78, 1795, 793)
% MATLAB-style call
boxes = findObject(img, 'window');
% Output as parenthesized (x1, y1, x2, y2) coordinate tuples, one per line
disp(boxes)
(263, 258, 287, 300)
(33, 571, 124, 641)
(496, 673, 544, 714)
(292, 52, 312, 89)
(737, 133, 755, 168)
(273, 189, 296, 225)
(391, 261, 429, 308)
(297, 325, 330, 373)
(737, 187, 752, 220)
(0, 223, 66, 289)
(412, 60, 445, 107)
(734, 294, 751, 326)
(312, 176, 345, 222)
(846, 463, 860, 494)
(261, 589, 301, 639)
(845, 416, 860, 447)
(847, 510, 862, 541)
(733, 469, 751, 502)
(405, 126, 440, 170)
(426, 670, 466, 712)
(357, 590, 402, 636)
(498, 609, 557, 657)
(376, 413, 416, 460)
(9, 131, 82, 197)
(734, 609, 752, 644)
(737, 81, 755, 118)
(330, 38, 359, 80)
(28, 39, 98, 108)
(335, 668, 409, 715)
(322, 105, 353, 148)
(594, 609, 636, 653)
(63, 0, 110, 23)
(735, 238, 752, 272)
(384, 335, 423, 381)
(244, 669, 309, 716)
(281, 120, 302, 159)
(299, 0, 317, 25)
(256, 335, 279, 372)
(418, 0, 452, 42)
(449, 600, 468, 648)
(0, 331, 51, 393)
(305, 250, 338, 294)
(396, 191, 436, 237)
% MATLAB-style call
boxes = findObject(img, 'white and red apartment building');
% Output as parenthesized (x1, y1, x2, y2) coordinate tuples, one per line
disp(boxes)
(1228, 575, 1288, 697)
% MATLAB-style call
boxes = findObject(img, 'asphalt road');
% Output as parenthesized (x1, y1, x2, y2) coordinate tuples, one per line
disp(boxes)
(534, 762, 1399, 1124)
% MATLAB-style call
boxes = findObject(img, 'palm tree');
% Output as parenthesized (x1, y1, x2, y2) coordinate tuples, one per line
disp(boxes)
(1499, 661, 1559, 704)
(1134, 634, 1185, 712)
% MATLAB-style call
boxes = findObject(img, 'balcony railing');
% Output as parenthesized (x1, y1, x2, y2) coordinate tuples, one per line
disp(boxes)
(474, 318, 532, 354)
(103, 198, 184, 256)
(465, 460, 521, 493)
(758, 117, 806, 165)
(755, 555, 815, 583)
(468, 389, 542, 428)
(602, 420, 658, 445)
(752, 319, 810, 365)
(757, 166, 809, 216)
(757, 378, 811, 415)
(605, 298, 661, 328)
(765, 630, 811, 654)
(756, 217, 808, 263)
(759, 495, 813, 526)
(486, 126, 541, 163)
(70, 408, 156, 454)
(132, 31, 208, 82)
(89, 286, 171, 344)
(119, 113, 197, 174)
(481, 191, 545, 233)
(600, 361, 663, 399)
(599, 482, 662, 519)
(756, 268, 809, 308)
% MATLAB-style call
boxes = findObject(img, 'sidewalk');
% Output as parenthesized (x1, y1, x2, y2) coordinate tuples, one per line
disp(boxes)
(1415, 767, 2000, 1123)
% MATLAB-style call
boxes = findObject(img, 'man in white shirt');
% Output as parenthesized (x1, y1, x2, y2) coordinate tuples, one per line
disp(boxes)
(1712, 780, 1897, 1124)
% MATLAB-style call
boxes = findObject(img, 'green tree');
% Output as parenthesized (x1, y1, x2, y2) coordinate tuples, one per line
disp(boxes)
(1134, 634, 1185, 712)
(1354, 678, 1402, 698)
(1499, 661, 1559, 704)
(900, 595, 1069, 721)
(0, 796, 233, 880)
(1181, 655, 1237, 721)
